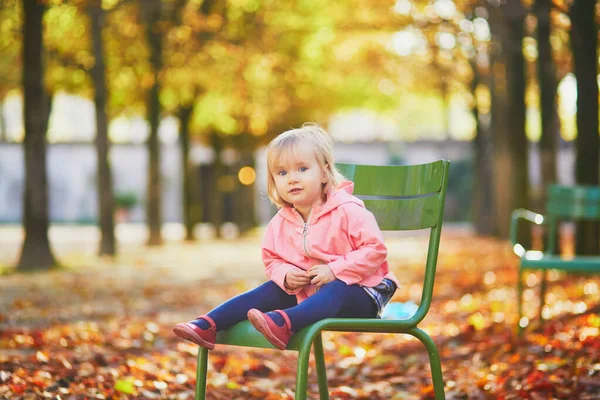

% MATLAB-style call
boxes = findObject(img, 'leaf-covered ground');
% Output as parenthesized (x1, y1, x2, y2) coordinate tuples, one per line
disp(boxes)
(1, 228, 599, 399)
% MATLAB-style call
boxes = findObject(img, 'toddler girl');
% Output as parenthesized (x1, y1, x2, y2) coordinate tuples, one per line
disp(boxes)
(173, 123, 398, 350)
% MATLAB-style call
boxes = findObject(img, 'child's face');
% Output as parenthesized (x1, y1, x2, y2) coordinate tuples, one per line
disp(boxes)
(271, 144, 328, 220)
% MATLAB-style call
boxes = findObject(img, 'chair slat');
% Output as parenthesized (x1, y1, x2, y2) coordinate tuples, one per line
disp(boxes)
(337, 160, 444, 197)
(547, 201, 600, 219)
(549, 185, 600, 201)
(547, 185, 600, 219)
(364, 196, 440, 230)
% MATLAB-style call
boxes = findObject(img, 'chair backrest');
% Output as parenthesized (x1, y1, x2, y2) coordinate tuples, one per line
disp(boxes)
(336, 160, 450, 323)
(547, 185, 600, 220)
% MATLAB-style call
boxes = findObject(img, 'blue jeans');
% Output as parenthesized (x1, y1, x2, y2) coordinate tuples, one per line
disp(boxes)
(207, 279, 377, 332)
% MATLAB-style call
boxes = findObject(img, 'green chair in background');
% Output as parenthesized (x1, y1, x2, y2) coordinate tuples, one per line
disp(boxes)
(194, 160, 450, 400)
(511, 184, 600, 335)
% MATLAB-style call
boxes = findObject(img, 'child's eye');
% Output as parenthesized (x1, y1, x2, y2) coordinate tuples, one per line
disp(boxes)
(299, 166, 308, 172)
(277, 170, 287, 176)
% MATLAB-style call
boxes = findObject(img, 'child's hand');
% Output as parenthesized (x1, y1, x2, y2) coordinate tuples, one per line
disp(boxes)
(307, 264, 335, 288)
(285, 268, 311, 290)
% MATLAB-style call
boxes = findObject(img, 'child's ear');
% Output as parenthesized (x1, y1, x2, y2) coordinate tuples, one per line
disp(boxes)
(321, 165, 329, 183)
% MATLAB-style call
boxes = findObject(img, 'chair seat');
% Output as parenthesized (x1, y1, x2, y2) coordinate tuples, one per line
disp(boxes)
(216, 320, 314, 351)
(215, 317, 417, 351)
(521, 254, 600, 272)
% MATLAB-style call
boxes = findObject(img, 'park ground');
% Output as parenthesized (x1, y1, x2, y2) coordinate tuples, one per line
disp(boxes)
(0, 225, 599, 399)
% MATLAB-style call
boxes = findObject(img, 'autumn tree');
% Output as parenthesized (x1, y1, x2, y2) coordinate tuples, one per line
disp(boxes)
(90, 0, 182, 251)
(141, 0, 164, 246)
(44, 0, 121, 257)
(85, 1, 116, 256)
(161, 0, 230, 241)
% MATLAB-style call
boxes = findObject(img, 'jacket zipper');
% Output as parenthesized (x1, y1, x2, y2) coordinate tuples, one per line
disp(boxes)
(299, 209, 326, 292)
(302, 222, 310, 257)
(301, 210, 312, 259)
(301, 215, 316, 291)
(299, 209, 325, 264)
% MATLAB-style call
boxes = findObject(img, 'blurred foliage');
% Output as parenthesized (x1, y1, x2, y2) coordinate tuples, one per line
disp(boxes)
(0, 0, 21, 99)
(0, 0, 585, 143)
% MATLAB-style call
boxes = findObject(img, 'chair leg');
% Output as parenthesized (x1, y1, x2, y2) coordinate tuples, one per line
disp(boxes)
(538, 270, 548, 328)
(295, 339, 313, 400)
(409, 328, 445, 400)
(195, 347, 209, 400)
(517, 268, 525, 336)
(313, 333, 329, 399)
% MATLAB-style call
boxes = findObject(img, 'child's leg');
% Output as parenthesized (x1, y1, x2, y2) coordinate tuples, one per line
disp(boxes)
(282, 279, 376, 332)
(200, 281, 297, 331)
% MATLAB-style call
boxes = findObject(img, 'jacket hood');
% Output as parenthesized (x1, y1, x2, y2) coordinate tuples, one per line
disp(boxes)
(278, 180, 364, 224)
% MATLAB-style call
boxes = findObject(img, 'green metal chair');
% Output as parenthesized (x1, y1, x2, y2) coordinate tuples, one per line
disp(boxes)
(511, 184, 600, 335)
(195, 160, 450, 400)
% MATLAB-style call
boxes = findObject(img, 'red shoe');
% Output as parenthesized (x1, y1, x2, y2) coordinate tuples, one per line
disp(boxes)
(247, 309, 293, 350)
(173, 315, 216, 350)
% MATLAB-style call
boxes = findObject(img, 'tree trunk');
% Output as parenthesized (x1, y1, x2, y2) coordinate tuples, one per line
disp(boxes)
(470, 59, 494, 235)
(178, 105, 196, 241)
(489, 7, 511, 239)
(535, 0, 558, 209)
(89, 4, 116, 256)
(571, 0, 599, 255)
(489, 1, 529, 241)
(505, 1, 530, 244)
(18, 0, 56, 271)
(209, 132, 224, 238)
(144, 0, 163, 246)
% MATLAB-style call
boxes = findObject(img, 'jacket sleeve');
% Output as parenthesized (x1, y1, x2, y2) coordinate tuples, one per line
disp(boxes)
(262, 219, 303, 294)
(327, 203, 387, 285)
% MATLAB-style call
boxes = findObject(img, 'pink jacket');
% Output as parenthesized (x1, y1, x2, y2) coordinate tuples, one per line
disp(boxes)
(262, 181, 399, 303)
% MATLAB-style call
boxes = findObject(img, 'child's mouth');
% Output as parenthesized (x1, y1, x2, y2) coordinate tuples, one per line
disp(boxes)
(289, 188, 302, 193)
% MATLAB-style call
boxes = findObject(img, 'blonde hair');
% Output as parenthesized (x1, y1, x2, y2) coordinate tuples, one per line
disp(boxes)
(266, 123, 344, 208)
